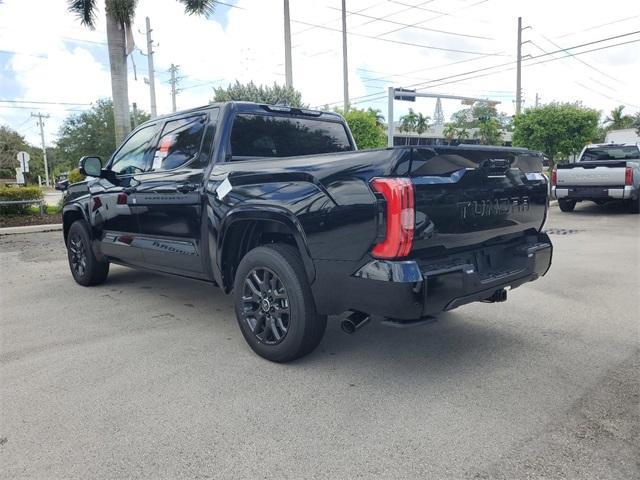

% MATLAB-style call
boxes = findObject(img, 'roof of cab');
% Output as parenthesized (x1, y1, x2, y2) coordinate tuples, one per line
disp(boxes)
(140, 101, 342, 127)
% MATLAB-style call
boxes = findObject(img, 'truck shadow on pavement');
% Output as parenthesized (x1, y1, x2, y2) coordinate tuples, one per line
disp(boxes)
(558, 201, 635, 215)
(104, 267, 526, 376)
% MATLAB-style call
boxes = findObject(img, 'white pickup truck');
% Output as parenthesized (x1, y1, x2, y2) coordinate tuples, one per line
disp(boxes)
(552, 143, 640, 214)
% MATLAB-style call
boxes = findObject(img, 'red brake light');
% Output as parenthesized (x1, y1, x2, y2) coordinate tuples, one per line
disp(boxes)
(92, 196, 102, 212)
(370, 178, 414, 259)
(551, 168, 557, 186)
(625, 166, 633, 186)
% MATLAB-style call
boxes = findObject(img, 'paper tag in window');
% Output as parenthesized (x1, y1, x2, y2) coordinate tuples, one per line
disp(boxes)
(152, 152, 164, 170)
(216, 178, 232, 200)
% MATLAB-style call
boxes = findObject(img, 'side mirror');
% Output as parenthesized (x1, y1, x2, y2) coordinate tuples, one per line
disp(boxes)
(79, 156, 103, 177)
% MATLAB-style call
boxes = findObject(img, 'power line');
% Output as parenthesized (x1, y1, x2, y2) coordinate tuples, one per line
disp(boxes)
(290, 18, 507, 56)
(0, 49, 47, 59)
(533, 31, 627, 85)
(319, 35, 640, 108)
(378, 0, 492, 37)
(557, 14, 640, 39)
(0, 100, 92, 106)
(326, 6, 494, 40)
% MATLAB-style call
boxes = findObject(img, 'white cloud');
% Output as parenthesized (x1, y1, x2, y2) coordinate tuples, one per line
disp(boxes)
(1, 0, 639, 147)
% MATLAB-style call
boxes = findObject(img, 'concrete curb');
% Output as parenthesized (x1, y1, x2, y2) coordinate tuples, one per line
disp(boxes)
(0, 223, 62, 236)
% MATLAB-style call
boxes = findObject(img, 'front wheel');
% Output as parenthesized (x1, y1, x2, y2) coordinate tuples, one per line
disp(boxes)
(233, 244, 327, 362)
(66, 220, 109, 286)
(558, 199, 576, 212)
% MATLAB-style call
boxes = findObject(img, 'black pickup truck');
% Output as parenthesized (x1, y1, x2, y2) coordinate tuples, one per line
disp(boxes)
(62, 102, 552, 362)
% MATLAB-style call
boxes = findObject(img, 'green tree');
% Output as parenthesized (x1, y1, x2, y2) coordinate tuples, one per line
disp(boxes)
(415, 113, 430, 136)
(451, 102, 498, 128)
(367, 108, 385, 129)
(0, 126, 45, 183)
(512, 102, 599, 166)
(457, 127, 469, 143)
(633, 112, 640, 135)
(335, 108, 386, 150)
(442, 123, 457, 145)
(475, 118, 503, 145)
(399, 108, 418, 145)
(604, 105, 634, 130)
(55, 98, 150, 171)
(213, 81, 306, 107)
(68, 0, 218, 144)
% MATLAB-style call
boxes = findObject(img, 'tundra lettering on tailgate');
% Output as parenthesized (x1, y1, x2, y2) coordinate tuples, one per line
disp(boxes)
(457, 196, 530, 219)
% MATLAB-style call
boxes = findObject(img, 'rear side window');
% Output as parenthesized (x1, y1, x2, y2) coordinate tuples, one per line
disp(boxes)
(581, 146, 640, 161)
(230, 113, 352, 160)
(152, 115, 207, 170)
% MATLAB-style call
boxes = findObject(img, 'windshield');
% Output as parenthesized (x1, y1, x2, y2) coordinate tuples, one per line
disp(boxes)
(230, 113, 353, 160)
(581, 145, 640, 161)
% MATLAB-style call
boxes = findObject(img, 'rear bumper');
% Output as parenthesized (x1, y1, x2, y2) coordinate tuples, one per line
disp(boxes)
(553, 185, 636, 200)
(311, 233, 553, 320)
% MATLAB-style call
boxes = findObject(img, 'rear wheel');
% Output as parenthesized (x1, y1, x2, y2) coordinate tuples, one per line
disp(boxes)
(558, 199, 576, 212)
(66, 220, 109, 286)
(233, 244, 326, 362)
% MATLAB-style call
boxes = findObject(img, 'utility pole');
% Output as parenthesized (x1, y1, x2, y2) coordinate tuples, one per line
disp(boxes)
(535, 92, 540, 107)
(168, 64, 180, 113)
(283, 0, 293, 88)
(341, 0, 349, 111)
(31, 112, 50, 186)
(145, 17, 157, 118)
(132, 102, 138, 128)
(516, 16, 522, 115)
(387, 87, 394, 147)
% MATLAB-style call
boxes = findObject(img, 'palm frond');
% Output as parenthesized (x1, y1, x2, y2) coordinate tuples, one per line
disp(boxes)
(68, 0, 98, 28)
(178, 0, 217, 17)
(105, 0, 137, 27)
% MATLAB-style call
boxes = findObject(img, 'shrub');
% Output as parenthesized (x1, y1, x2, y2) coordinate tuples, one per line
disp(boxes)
(0, 186, 43, 215)
(68, 168, 85, 184)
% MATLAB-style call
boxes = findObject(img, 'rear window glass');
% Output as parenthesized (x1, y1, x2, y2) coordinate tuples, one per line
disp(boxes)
(230, 114, 352, 160)
(581, 146, 639, 161)
(152, 114, 207, 170)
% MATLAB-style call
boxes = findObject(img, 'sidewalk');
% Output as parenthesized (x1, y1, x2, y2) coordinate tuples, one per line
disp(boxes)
(0, 223, 62, 236)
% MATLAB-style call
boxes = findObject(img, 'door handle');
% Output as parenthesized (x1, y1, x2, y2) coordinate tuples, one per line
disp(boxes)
(176, 183, 198, 193)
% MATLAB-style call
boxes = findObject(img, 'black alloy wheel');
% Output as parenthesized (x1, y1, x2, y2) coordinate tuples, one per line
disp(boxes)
(242, 267, 290, 345)
(68, 232, 88, 278)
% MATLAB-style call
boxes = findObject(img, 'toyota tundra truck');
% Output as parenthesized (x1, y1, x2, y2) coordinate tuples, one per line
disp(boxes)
(61, 102, 552, 362)
(552, 143, 640, 213)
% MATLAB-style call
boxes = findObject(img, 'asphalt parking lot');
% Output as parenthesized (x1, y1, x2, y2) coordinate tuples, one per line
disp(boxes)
(1, 203, 638, 479)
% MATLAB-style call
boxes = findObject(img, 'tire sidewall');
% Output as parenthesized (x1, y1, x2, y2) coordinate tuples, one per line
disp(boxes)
(66, 221, 96, 286)
(233, 246, 312, 362)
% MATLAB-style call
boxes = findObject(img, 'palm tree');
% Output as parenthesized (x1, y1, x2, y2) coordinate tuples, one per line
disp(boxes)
(367, 108, 385, 129)
(415, 113, 430, 136)
(68, 0, 218, 144)
(399, 108, 418, 145)
(604, 105, 634, 130)
(456, 127, 469, 144)
(442, 123, 457, 145)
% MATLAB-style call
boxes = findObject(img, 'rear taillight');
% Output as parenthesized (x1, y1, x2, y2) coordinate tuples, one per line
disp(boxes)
(551, 167, 557, 186)
(625, 166, 633, 186)
(370, 178, 414, 259)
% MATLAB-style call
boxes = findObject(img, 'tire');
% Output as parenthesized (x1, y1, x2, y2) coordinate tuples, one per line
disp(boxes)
(233, 244, 327, 362)
(66, 220, 109, 286)
(558, 199, 576, 212)
(630, 198, 640, 214)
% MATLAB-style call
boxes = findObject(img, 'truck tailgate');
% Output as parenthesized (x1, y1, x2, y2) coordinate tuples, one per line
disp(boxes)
(403, 147, 548, 256)
(556, 161, 627, 186)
